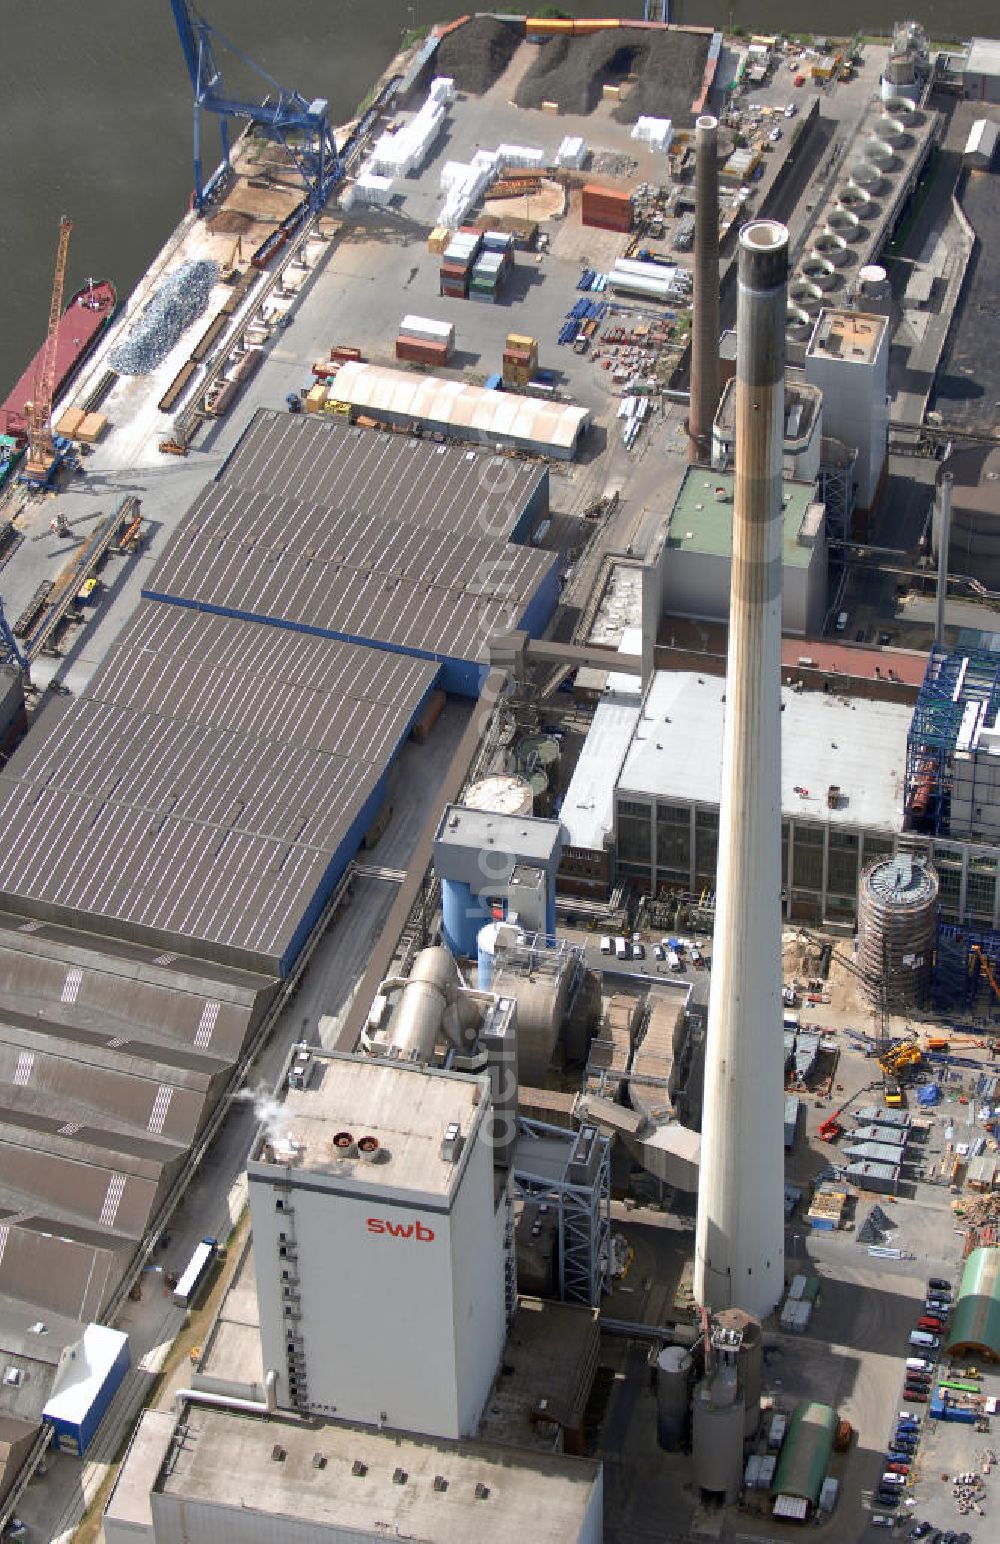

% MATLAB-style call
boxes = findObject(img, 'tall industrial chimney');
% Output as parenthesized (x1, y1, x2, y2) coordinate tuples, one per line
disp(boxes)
(688, 114, 721, 463)
(693, 220, 789, 1319)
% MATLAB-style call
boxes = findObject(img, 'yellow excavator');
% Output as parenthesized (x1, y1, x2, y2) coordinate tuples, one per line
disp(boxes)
(878, 1039, 922, 1107)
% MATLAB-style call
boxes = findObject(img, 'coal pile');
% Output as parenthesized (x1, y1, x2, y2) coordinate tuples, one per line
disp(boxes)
(109, 260, 218, 375)
(435, 15, 521, 95)
(516, 27, 709, 126)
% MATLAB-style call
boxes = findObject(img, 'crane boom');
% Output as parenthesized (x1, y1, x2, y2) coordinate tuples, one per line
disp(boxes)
(26, 216, 73, 480)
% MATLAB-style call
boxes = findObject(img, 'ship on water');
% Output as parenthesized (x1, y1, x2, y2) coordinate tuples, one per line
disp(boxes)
(0, 277, 116, 440)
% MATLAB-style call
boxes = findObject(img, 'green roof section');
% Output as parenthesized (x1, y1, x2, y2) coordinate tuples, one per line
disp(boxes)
(771, 1401, 837, 1505)
(945, 1247, 1000, 1361)
(666, 469, 821, 569)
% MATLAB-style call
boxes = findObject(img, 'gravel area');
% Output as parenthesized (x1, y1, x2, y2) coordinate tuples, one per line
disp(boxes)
(435, 15, 522, 96)
(516, 27, 709, 126)
(109, 259, 218, 375)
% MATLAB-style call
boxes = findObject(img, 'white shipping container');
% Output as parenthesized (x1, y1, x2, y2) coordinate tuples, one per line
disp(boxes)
(399, 315, 456, 347)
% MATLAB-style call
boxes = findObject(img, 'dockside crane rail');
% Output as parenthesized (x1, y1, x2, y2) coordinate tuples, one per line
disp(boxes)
(25, 215, 73, 483)
(167, 1, 342, 213)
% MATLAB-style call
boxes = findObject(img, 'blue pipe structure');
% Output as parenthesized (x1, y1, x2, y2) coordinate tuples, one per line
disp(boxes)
(168, 1, 342, 213)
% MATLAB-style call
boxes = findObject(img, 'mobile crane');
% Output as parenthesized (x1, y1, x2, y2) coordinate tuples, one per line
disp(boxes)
(22, 216, 74, 489)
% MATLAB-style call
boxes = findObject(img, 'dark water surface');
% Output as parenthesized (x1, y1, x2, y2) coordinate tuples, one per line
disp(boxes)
(0, 1, 990, 387)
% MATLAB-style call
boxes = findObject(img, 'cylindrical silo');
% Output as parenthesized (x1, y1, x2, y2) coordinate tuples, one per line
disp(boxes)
(857, 855, 939, 1010)
(464, 774, 533, 817)
(478, 922, 500, 991)
(692, 1370, 745, 1503)
(657, 1345, 693, 1449)
(441, 878, 491, 958)
(491, 956, 573, 1083)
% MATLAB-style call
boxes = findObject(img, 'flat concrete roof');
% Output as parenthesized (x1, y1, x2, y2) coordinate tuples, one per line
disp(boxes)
(0, 603, 436, 975)
(966, 37, 1000, 77)
(253, 1054, 486, 1202)
(806, 309, 887, 367)
(560, 689, 641, 853)
(146, 410, 554, 666)
(617, 671, 909, 831)
(436, 804, 563, 866)
(150, 1403, 601, 1542)
(665, 470, 820, 568)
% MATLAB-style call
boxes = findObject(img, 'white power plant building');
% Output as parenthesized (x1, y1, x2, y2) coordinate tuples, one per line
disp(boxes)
(248, 1048, 509, 1440)
(804, 308, 890, 517)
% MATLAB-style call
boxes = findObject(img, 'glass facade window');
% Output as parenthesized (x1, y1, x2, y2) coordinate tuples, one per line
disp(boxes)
(862, 834, 894, 862)
(618, 803, 652, 867)
(966, 857, 997, 925)
(656, 802, 691, 872)
(931, 843, 963, 923)
(792, 822, 824, 891)
(827, 828, 859, 900)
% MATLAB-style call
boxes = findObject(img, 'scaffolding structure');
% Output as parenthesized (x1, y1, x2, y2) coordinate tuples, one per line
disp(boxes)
(511, 1118, 611, 1306)
(932, 919, 1000, 1016)
(904, 646, 1000, 836)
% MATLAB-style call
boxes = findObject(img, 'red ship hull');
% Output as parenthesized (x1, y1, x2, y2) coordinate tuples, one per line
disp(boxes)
(0, 279, 117, 438)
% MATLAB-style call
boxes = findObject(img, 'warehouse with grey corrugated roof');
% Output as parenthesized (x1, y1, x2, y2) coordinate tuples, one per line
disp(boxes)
(0, 414, 560, 1453)
(145, 410, 558, 694)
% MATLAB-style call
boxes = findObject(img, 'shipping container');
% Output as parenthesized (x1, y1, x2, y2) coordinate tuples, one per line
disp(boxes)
(399, 315, 456, 349)
(173, 1237, 218, 1308)
(395, 338, 451, 365)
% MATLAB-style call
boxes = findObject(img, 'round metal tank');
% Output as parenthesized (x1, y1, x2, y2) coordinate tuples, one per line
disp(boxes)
(800, 255, 838, 291)
(786, 304, 812, 342)
(463, 774, 533, 817)
(527, 768, 549, 812)
(827, 206, 862, 241)
(858, 263, 890, 300)
(692, 1372, 745, 1502)
(837, 184, 875, 217)
(857, 855, 939, 1011)
(477, 922, 500, 991)
(517, 735, 561, 778)
(715, 1307, 763, 1438)
(812, 231, 850, 267)
(789, 278, 823, 312)
(863, 136, 897, 171)
(656, 1346, 692, 1450)
(492, 955, 573, 1083)
(850, 160, 885, 195)
(877, 114, 911, 148)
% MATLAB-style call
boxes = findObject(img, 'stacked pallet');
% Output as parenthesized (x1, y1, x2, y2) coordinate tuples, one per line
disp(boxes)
(396, 315, 456, 367)
(581, 183, 633, 233)
(502, 333, 538, 388)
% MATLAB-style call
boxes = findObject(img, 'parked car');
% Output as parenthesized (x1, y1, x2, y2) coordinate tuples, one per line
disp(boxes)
(886, 1461, 910, 1475)
(917, 1315, 945, 1332)
(903, 1388, 929, 1403)
(600, 936, 612, 955)
(653, 944, 665, 960)
(928, 1277, 952, 1293)
(875, 1489, 900, 1507)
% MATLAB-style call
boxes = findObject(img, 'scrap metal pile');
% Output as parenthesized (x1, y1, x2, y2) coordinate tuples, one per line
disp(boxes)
(110, 260, 219, 375)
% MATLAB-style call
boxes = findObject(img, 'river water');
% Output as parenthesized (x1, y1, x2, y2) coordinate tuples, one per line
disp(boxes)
(0, 1, 992, 388)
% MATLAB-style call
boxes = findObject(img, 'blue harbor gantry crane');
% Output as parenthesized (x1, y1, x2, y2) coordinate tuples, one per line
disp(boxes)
(168, 1, 342, 214)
